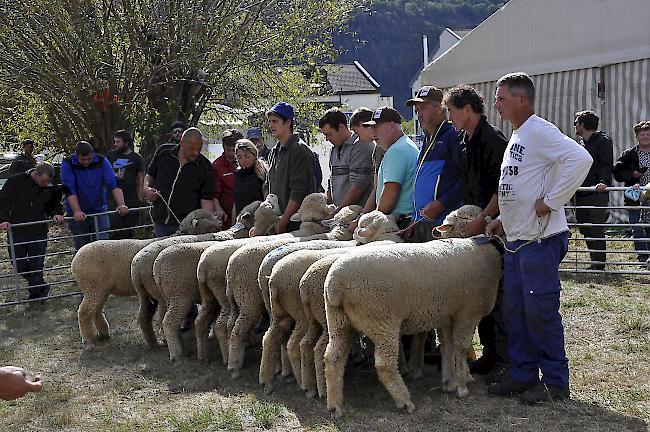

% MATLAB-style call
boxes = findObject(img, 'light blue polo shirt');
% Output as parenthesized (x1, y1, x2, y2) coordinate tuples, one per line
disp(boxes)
(376, 135, 419, 215)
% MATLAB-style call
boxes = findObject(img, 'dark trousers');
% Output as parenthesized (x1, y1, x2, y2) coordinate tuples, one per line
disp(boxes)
(477, 283, 509, 364)
(627, 209, 650, 262)
(109, 209, 140, 240)
(503, 232, 569, 389)
(68, 214, 110, 251)
(575, 194, 609, 265)
(9, 232, 49, 299)
(154, 222, 178, 238)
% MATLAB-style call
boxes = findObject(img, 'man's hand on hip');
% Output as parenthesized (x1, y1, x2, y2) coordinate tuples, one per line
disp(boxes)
(535, 198, 552, 217)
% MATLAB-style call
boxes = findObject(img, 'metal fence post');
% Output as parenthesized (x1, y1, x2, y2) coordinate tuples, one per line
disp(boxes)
(93, 214, 100, 242)
(7, 226, 22, 296)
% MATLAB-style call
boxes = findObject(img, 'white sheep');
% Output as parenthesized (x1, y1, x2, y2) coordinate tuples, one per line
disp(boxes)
(71, 209, 222, 347)
(194, 204, 362, 366)
(225, 192, 338, 378)
(258, 210, 402, 394)
(323, 205, 501, 418)
(130, 200, 274, 347)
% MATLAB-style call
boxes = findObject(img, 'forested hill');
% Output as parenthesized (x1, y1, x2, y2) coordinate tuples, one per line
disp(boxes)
(336, 0, 507, 117)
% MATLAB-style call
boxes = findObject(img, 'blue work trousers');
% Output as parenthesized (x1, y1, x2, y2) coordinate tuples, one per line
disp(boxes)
(503, 231, 569, 389)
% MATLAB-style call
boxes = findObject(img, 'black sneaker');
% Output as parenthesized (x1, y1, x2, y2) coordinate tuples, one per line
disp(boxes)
(485, 363, 508, 385)
(520, 382, 570, 405)
(470, 355, 495, 375)
(488, 377, 538, 396)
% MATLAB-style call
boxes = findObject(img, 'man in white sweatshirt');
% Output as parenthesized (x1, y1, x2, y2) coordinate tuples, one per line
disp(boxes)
(486, 72, 592, 404)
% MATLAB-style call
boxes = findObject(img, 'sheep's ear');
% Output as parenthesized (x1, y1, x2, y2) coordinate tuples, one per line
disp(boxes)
(290, 212, 301, 222)
(434, 224, 451, 233)
(240, 211, 252, 222)
(356, 227, 370, 238)
(192, 219, 199, 227)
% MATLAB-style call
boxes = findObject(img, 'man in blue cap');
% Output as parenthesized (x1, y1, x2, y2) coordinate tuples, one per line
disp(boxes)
(264, 102, 315, 233)
(247, 127, 269, 161)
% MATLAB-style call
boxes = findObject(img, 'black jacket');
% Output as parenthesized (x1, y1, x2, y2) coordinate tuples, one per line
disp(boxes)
(577, 131, 613, 196)
(8, 154, 36, 175)
(459, 116, 508, 209)
(0, 171, 63, 236)
(146, 144, 215, 225)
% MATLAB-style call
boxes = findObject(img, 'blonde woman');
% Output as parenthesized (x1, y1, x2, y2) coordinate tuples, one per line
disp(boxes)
(231, 139, 268, 222)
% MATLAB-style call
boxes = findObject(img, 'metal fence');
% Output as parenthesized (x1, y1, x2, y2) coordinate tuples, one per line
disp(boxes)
(0, 188, 647, 307)
(0, 206, 153, 307)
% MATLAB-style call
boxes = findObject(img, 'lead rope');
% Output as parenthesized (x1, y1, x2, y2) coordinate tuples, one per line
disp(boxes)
(494, 213, 551, 254)
(148, 190, 181, 226)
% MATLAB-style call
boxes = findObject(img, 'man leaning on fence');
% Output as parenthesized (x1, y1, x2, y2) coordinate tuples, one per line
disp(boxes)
(0, 163, 64, 301)
(61, 141, 129, 251)
(573, 110, 613, 271)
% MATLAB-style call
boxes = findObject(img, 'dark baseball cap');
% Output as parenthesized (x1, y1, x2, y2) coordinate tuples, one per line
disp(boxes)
(362, 106, 402, 127)
(406, 86, 444, 107)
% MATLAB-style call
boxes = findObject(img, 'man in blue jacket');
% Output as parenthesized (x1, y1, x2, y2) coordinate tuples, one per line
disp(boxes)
(61, 141, 129, 250)
(405, 86, 462, 242)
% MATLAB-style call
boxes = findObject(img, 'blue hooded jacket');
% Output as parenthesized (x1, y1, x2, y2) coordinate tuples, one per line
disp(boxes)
(412, 121, 462, 225)
(61, 153, 118, 214)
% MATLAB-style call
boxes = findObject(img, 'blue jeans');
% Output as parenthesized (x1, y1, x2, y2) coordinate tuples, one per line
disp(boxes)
(154, 222, 178, 238)
(503, 232, 569, 389)
(8, 232, 48, 298)
(627, 209, 650, 262)
(68, 214, 110, 251)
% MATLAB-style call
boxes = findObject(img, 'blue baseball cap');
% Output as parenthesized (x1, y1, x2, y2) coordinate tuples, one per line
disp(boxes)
(268, 102, 294, 122)
(247, 127, 263, 140)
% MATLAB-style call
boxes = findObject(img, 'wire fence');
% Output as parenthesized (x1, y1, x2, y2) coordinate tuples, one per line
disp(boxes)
(0, 187, 647, 307)
(0, 206, 153, 307)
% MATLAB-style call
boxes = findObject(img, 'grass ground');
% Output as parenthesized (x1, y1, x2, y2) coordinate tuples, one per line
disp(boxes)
(0, 228, 648, 431)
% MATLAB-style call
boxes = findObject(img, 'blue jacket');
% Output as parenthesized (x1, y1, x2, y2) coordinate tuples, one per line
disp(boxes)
(412, 121, 462, 225)
(61, 153, 118, 214)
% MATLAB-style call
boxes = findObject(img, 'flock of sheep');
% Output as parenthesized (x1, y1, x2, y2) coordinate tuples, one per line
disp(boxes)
(70, 193, 503, 418)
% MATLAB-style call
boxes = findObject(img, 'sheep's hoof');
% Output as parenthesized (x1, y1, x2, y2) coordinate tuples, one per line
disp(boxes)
(229, 369, 240, 379)
(95, 333, 110, 342)
(198, 356, 209, 365)
(329, 406, 344, 419)
(400, 401, 416, 414)
(263, 383, 274, 395)
(467, 373, 476, 383)
(442, 380, 457, 393)
(305, 389, 317, 399)
(456, 386, 469, 398)
(81, 342, 95, 351)
(280, 374, 295, 384)
(408, 368, 423, 381)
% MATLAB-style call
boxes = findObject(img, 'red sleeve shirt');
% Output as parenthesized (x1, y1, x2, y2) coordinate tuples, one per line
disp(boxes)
(211, 155, 236, 227)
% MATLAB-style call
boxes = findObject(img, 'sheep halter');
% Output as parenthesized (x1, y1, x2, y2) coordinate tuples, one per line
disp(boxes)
(149, 190, 181, 226)
(495, 214, 551, 254)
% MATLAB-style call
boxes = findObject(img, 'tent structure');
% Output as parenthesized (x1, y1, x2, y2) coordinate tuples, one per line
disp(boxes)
(418, 0, 650, 218)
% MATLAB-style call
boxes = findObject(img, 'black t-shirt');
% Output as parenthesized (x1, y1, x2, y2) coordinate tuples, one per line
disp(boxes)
(106, 150, 145, 207)
(234, 168, 264, 215)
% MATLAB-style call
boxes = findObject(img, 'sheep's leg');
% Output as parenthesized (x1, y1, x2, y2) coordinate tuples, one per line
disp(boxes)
(438, 325, 456, 393)
(407, 332, 427, 380)
(398, 339, 409, 376)
(227, 307, 262, 379)
(196, 296, 218, 364)
(78, 291, 101, 347)
(287, 318, 308, 390)
(372, 329, 415, 414)
(280, 343, 293, 379)
(453, 321, 479, 398)
(314, 328, 329, 399)
(137, 294, 159, 347)
(214, 304, 231, 364)
(93, 294, 111, 341)
(162, 296, 193, 361)
(259, 317, 291, 393)
(324, 307, 354, 419)
(300, 321, 321, 398)
(155, 299, 168, 343)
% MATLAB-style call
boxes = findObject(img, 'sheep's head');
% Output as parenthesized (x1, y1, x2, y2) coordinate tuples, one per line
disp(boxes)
(235, 200, 262, 231)
(252, 195, 282, 236)
(176, 209, 223, 235)
(290, 193, 333, 223)
(434, 205, 483, 238)
(321, 205, 363, 229)
(353, 210, 400, 244)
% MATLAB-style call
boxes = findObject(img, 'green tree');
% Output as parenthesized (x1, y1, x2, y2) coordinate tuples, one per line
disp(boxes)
(0, 0, 362, 157)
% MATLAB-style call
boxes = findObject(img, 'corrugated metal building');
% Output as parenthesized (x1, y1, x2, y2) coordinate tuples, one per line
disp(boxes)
(418, 0, 650, 218)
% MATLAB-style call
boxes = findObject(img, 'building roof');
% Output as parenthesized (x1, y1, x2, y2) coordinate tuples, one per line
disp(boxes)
(421, 0, 650, 87)
(322, 61, 380, 94)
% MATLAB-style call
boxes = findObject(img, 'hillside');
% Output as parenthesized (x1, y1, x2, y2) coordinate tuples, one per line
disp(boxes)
(336, 0, 508, 117)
